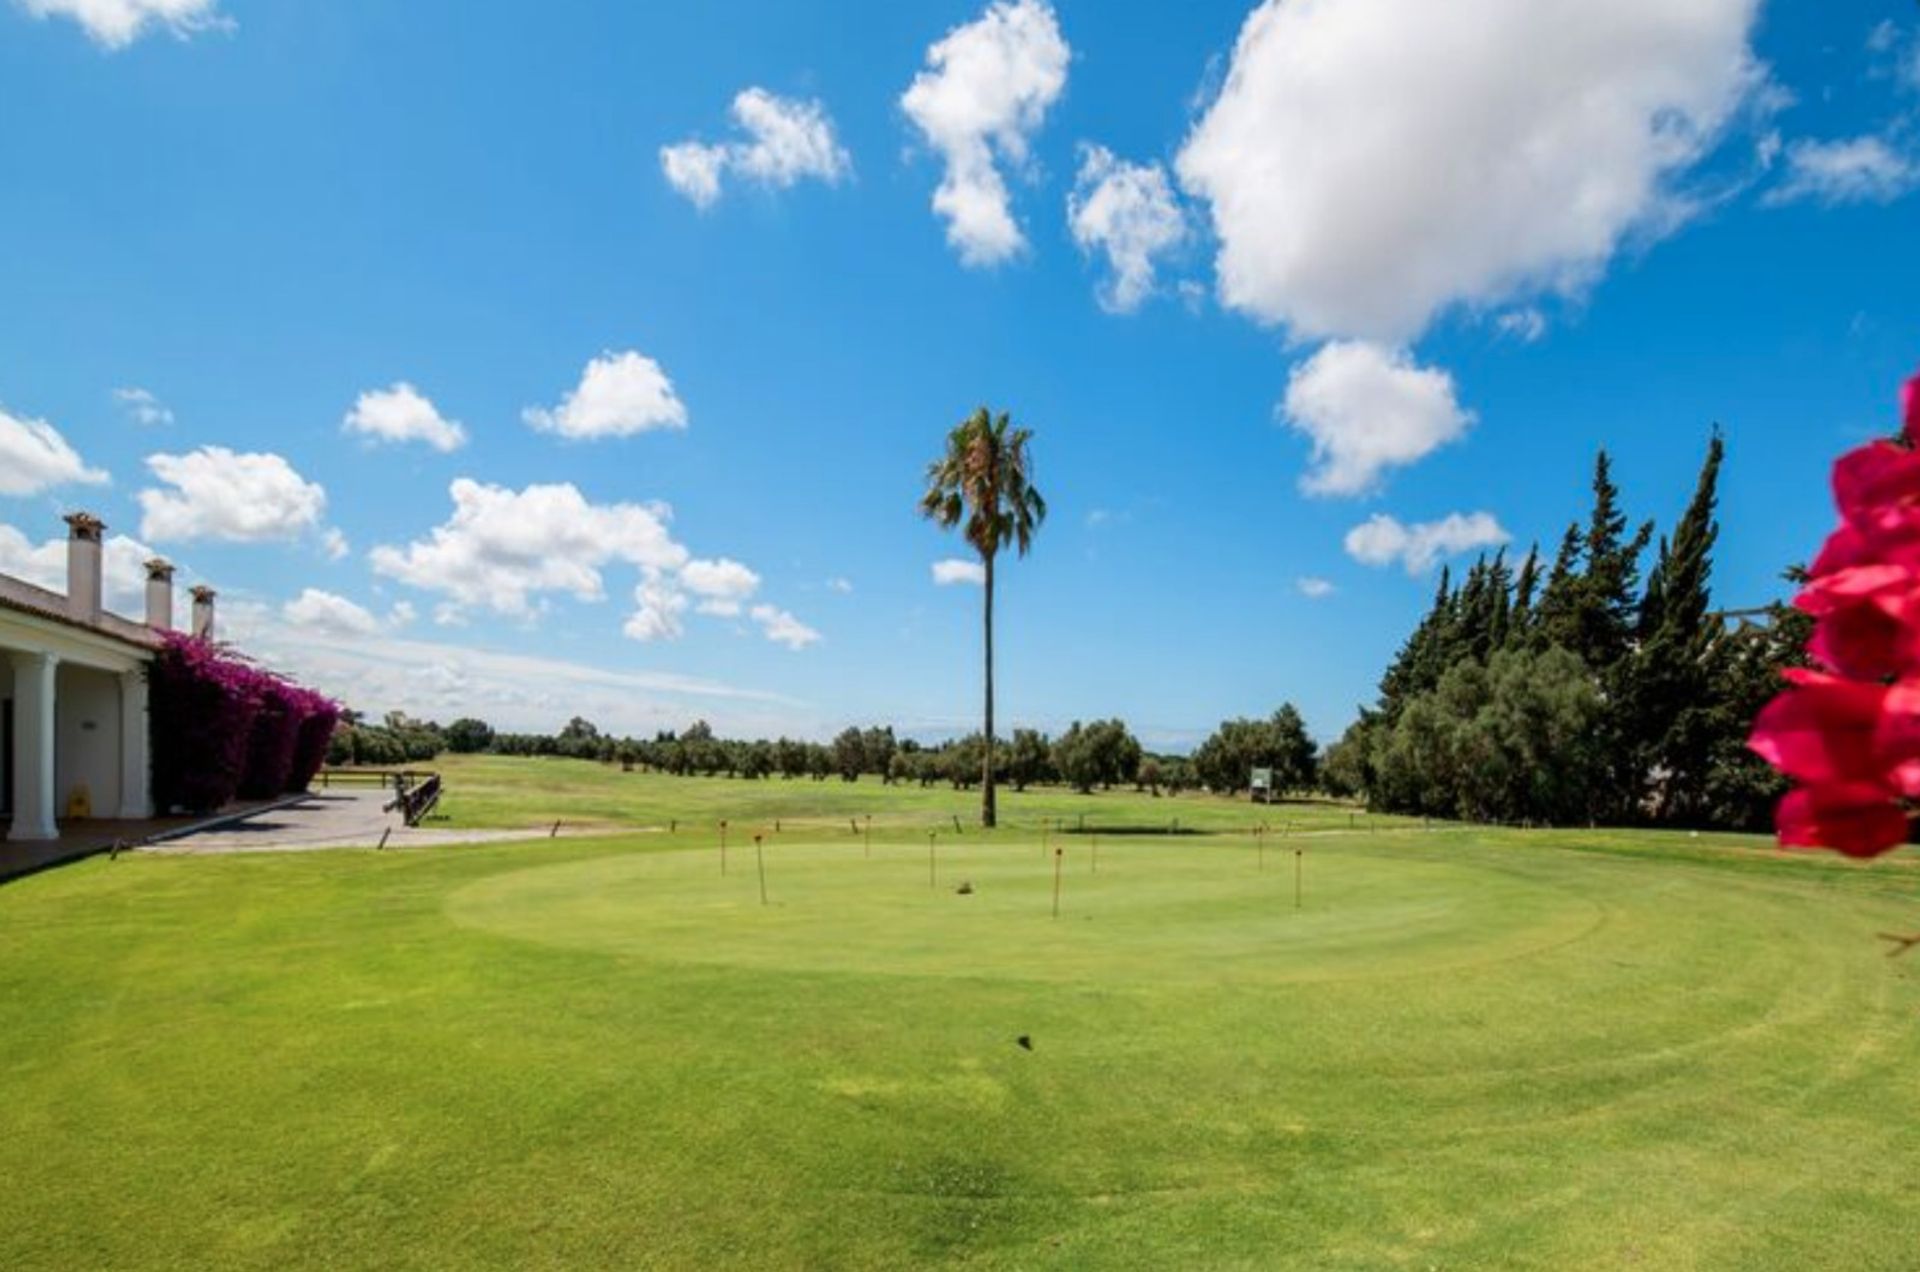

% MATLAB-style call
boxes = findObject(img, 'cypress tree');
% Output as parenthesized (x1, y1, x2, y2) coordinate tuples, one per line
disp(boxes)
(1508, 543, 1541, 644)
(1638, 536, 1670, 644)
(1632, 431, 1726, 822)
(1570, 451, 1654, 673)
(1657, 429, 1723, 646)
(1453, 558, 1494, 664)
(1487, 548, 1514, 652)
(1532, 523, 1584, 652)
(1377, 566, 1453, 723)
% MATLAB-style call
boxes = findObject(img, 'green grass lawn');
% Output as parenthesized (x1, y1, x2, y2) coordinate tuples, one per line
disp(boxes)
(398, 752, 1410, 835)
(4, 762, 1920, 1269)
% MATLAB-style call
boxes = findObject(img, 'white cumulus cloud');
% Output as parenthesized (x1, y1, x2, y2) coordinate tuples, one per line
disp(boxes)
(1295, 576, 1336, 599)
(282, 588, 381, 639)
(1067, 144, 1187, 312)
(0, 405, 109, 495)
(1344, 512, 1509, 574)
(660, 145, 724, 208)
(751, 603, 821, 650)
(16, 0, 227, 48)
(1281, 342, 1474, 497)
(343, 382, 467, 452)
(1866, 19, 1920, 92)
(1176, 0, 1765, 342)
(680, 556, 761, 616)
(1494, 309, 1548, 343)
(625, 574, 691, 642)
(932, 557, 986, 586)
(900, 0, 1070, 267)
(113, 386, 173, 426)
(523, 350, 688, 440)
(1765, 135, 1919, 207)
(138, 446, 327, 544)
(371, 478, 689, 619)
(661, 87, 851, 208)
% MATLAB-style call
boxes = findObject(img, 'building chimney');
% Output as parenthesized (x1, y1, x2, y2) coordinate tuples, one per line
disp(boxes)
(145, 559, 175, 631)
(64, 512, 104, 624)
(190, 585, 217, 641)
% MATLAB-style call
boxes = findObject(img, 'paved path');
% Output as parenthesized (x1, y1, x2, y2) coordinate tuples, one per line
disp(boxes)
(2, 798, 303, 882)
(141, 789, 617, 856)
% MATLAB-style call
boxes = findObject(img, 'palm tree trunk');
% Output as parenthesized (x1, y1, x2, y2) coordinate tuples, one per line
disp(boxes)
(981, 549, 997, 828)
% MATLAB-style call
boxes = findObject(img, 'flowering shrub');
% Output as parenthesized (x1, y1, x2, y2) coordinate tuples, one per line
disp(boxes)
(238, 674, 304, 800)
(286, 688, 341, 793)
(149, 632, 339, 814)
(1749, 371, 1920, 855)
(149, 633, 262, 814)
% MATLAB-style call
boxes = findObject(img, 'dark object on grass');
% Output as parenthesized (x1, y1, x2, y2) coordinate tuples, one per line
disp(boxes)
(1016, 1035, 1032, 1051)
(956, 880, 974, 895)
(1879, 932, 1920, 958)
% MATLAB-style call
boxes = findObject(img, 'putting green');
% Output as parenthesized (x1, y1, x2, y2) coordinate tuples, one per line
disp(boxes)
(6, 822, 1920, 1269)
(447, 833, 1604, 984)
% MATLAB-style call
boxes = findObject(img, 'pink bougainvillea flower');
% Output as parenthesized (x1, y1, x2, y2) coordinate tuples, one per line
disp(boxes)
(1795, 563, 1915, 614)
(1776, 781, 1910, 857)
(1810, 524, 1871, 577)
(1808, 602, 1920, 681)
(1796, 564, 1920, 678)
(1809, 510, 1920, 578)
(1758, 365, 1920, 857)
(1748, 669, 1920, 796)
(1833, 441, 1920, 533)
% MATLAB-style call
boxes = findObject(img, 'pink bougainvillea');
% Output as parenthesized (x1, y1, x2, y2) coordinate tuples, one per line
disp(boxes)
(1750, 369, 1920, 855)
(238, 673, 305, 800)
(148, 632, 338, 814)
(285, 686, 341, 793)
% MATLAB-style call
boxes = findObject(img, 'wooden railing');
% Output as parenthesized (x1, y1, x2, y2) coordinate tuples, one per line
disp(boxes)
(317, 768, 443, 826)
(317, 768, 435, 791)
(388, 773, 443, 827)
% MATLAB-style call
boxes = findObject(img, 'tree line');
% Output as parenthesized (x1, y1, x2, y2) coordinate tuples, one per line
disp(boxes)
(328, 707, 1324, 799)
(1321, 433, 1805, 830)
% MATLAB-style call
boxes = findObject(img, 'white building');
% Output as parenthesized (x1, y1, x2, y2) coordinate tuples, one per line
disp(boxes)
(1, 511, 213, 842)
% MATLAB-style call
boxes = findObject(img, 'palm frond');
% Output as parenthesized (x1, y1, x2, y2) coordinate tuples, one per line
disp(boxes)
(919, 405, 1046, 559)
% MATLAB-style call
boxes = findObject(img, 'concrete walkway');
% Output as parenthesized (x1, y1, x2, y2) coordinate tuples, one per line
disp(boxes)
(140, 789, 613, 856)
(1, 797, 301, 882)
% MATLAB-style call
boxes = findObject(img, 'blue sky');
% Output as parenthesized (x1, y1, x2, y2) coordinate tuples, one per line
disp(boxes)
(2, 0, 1918, 748)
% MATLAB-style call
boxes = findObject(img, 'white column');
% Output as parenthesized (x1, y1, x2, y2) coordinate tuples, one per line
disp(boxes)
(117, 669, 152, 820)
(9, 651, 58, 841)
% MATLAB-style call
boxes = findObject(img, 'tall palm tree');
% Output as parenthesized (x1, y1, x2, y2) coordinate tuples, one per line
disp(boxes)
(920, 407, 1046, 828)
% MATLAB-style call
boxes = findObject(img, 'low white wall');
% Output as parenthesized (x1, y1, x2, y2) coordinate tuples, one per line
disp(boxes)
(54, 664, 120, 819)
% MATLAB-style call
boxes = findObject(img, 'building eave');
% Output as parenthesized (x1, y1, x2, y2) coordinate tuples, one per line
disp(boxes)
(0, 584, 160, 663)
